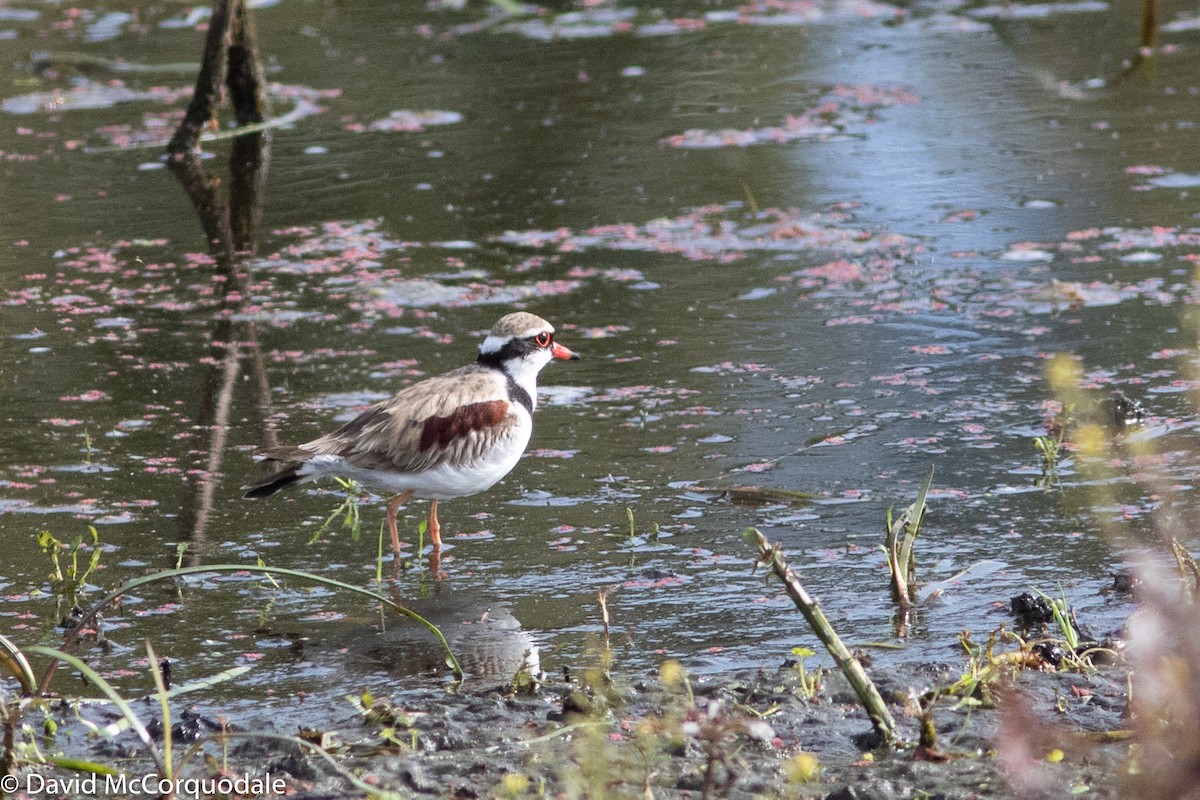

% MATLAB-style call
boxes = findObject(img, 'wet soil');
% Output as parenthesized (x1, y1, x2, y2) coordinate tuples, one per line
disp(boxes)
(15, 649, 1132, 799)
(363, 664, 1129, 800)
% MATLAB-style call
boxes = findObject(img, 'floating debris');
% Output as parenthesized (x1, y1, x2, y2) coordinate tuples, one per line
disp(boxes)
(1147, 172, 1200, 189)
(461, 0, 903, 40)
(1, 83, 191, 115)
(362, 109, 464, 133)
(496, 202, 919, 262)
(663, 85, 918, 149)
(158, 0, 280, 29)
(689, 485, 820, 504)
(1, 80, 332, 152)
(966, 0, 1108, 19)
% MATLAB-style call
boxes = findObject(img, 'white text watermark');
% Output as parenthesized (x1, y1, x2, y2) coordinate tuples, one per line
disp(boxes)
(0, 771, 287, 797)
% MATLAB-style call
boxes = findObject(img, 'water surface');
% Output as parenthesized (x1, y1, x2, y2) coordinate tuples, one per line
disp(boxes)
(2, 0, 1198, 724)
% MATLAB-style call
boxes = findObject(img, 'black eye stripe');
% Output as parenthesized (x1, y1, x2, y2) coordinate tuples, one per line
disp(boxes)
(477, 332, 550, 369)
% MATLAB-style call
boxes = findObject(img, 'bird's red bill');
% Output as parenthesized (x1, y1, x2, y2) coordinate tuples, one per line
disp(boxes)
(551, 342, 579, 360)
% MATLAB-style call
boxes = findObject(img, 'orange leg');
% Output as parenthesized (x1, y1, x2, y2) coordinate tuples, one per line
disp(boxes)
(385, 490, 414, 558)
(428, 499, 442, 551)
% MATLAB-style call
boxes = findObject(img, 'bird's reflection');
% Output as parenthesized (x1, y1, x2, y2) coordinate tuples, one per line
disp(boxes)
(312, 588, 541, 681)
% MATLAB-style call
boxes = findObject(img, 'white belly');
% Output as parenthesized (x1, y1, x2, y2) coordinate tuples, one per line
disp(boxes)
(302, 419, 531, 501)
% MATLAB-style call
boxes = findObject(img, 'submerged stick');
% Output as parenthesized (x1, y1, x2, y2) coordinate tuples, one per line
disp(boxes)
(745, 528, 898, 745)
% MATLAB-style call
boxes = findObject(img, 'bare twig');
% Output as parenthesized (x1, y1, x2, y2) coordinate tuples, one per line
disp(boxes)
(597, 587, 614, 647)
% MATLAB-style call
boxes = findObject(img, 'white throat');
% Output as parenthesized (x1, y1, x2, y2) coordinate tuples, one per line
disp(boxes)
(502, 350, 553, 410)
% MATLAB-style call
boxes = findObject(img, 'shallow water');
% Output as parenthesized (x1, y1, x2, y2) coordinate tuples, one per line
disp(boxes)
(2, 0, 1199, 729)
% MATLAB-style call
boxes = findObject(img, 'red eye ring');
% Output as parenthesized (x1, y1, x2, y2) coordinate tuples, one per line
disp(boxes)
(534, 332, 552, 347)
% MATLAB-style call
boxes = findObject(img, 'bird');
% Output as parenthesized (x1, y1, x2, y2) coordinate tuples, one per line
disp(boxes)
(243, 312, 579, 560)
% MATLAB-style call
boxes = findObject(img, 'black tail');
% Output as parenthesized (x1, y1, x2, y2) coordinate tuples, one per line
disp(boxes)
(243, 465, 303, 499)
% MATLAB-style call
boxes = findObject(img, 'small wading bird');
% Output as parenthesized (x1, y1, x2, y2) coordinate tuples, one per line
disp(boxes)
(243, 312, 579, 560)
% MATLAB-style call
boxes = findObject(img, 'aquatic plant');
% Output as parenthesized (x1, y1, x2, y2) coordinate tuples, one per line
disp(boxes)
(946, 627, 1024, 707)
(1166, 538, 1200, 597)
(1032, 431, 1065, 476)
(350, 689, 420, 750)
(597, 585, 615, 649)
(11, 640, 402, 797)
(509, 652, 540, 697)
(37, 564, 461, 694)
(36, 527, 103, 614)
(308, 477, 362, 544)
(1028, 585, 1080, 652)
(0, 557, 463, 794)
(883, 467, 933, 616)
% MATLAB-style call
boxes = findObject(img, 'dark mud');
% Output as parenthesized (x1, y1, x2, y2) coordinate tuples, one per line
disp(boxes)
(360, 662, 1128, 800)
(10, 629, 1135, 799)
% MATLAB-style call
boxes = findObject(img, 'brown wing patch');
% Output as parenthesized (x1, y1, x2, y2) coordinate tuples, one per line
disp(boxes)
(419, 400, 510, 453)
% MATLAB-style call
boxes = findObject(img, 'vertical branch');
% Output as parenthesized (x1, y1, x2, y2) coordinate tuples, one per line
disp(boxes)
(166, 0, 270, 556)
(168, 0, 235, 155)
(229, 131, 269, 252)
(176, 324, 243, 565)
(167, 0, 268, 154)
(226, 0, 269, 126)
(226, 0, 270, 253)
(167, 152, 234, 258)
(1139, 0, 1158, 50)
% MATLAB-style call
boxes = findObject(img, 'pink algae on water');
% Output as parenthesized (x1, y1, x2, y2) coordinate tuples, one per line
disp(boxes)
(497, 202, 919, 263)
(662, 84, 919, 149)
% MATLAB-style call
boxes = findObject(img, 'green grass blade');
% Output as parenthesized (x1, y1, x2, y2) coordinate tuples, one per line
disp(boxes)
(44, 755, 121, 774)
(898, 465, 934, 566)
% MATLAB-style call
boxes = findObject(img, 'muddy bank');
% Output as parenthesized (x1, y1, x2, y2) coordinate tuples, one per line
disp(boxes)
(335, 661, 1129, 799)
(10, 651, 1134, 800)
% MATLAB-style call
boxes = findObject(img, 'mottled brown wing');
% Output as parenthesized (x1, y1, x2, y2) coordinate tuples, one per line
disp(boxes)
(300, 368, 518, 473)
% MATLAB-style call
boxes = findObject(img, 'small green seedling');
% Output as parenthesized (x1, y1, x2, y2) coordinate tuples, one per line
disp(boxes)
(350, 688, 418, 749)
(310, 477, 362, 543)
(1033, 432, 1064, 476)
(790, 646, 821, 700)
(37, 527, 103, 608)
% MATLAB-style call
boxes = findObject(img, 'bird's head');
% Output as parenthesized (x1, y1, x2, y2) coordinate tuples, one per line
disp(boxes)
(478, 312, 579, 384)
